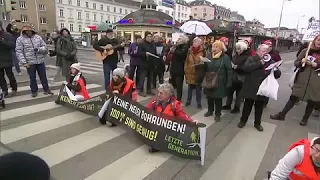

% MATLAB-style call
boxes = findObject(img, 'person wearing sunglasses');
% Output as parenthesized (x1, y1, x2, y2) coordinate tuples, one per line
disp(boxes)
(269, 137, 320, 179)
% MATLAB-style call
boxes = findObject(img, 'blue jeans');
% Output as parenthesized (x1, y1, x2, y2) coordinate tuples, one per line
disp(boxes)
(187, 84, 202, 105)
(12, 51, 21, 73)
(103, 63, 117, 91)
(26, 63, 49, 94)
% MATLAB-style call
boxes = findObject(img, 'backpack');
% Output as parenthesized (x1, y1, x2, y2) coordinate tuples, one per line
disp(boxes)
(152, 100, 176, 116)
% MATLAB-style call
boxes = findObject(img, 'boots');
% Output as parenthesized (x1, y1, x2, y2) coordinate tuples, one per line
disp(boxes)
(300, 119, 308, 126)
(270, 113, 285, 121)
(270, 98, 296, 121)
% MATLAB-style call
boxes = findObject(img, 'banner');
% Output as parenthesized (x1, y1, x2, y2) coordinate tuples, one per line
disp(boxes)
(105, 94, 206, 161)
(56, 85, 106, 116)
(303, 21, 320, 41)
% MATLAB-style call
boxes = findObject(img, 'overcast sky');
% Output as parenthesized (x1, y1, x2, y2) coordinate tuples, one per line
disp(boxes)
(186, 0, 319, 29)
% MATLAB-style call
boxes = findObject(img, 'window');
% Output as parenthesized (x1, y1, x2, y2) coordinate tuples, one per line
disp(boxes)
(20, 15, 28, 22)
(93, 14, 96, 21)
(125, 9, 127, 14)
(165, 10, 169, 14)
(113, 7, 116, 12)
(93, 3, 96, 9)
(40, 17, 47, 24)
(100, 5, 103, 10)
(77, 12, 81, 19)
(0, 0, 3, 5)
(101, 15, 103, 21)
(119, 8, 122, 14)
(77, 0, 80, 6)
(86, 13, 89, 20)
(58, 0, 62, 3)
(60, 23, 64, 28)
(69, 24, 74, 32)
(39, 4, 46, 11)
(68, 0, 72, 5)
(113, 16, 116, 22)
(69, 10, 73, 18)
(78, 24, 82, 32)
(19, 1, 26, 9)
(59, 9, 64, 17)
(107, 6, 110, 12)
(107, 15, 110, 21)
(85, 2, 88, 8)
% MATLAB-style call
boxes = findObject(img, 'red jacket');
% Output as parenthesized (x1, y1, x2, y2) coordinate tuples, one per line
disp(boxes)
(146, 97, 192, 121)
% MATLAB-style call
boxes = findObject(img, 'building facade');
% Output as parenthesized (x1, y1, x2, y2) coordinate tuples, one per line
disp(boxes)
(0, 0, 56, 35)
(55, 0, 139, 37)
(189, 0, 214, 21)
(213, 4, 231, 21)
(231, 11, 245, 27)
(153, 0, 191, 23)
(265, 27, 299, 39)
(245, 19, 265, 35)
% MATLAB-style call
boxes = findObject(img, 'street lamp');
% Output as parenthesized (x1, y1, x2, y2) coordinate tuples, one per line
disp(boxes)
(297, 15, 305, 33)
(229, 17, 240, 56)
(275, 0, 292, 50)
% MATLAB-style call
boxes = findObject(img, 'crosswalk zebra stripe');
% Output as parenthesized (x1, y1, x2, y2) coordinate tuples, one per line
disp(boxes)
(85, 109, 221, 180)
(200, 122, 276, 180)
(46, 65, 98, 75)
(1, 112, 92, 144)
(5, 84, 101, 104)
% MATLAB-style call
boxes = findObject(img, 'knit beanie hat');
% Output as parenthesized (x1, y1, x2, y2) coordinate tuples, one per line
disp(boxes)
(70, 63, 81, 71)
(112, 68, 125, 78)
(0, 152, 50, 180)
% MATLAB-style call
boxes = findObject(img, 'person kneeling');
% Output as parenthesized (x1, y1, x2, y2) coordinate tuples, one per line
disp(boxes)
(65, 63, 90, 101)
(146, 83, 197, 153)
(106, 68, 135, 127)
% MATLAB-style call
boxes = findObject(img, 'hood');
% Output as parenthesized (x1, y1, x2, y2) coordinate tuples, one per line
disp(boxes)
(59, 28, 71, 35)
(21, 24, 36, 35)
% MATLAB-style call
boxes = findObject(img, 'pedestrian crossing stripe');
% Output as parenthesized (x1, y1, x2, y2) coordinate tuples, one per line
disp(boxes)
(1, 80, 319, 179)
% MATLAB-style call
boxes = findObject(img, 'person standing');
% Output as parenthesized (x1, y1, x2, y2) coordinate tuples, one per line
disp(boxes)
(93, 29, 123, 91)
(16, 24, 53, 97)
(48, 30, 62, 81)
(6, 20, 22, 76)
(153, 34, 165, 87)
(136, 31, 156, 97)
(56, 28, 77, 81)
(238, 44, 281, 131)
(219, 37, 233, 59)
(184, 37, 205, 108)
(0, 20, 17, 97)
(128, 35, 142, 85)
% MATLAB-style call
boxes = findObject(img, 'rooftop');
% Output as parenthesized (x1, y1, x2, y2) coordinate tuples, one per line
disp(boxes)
(176, 0, 190, 6)
(189, 0, 213, 6)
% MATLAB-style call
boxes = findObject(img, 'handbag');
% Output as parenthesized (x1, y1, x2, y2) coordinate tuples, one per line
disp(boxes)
(201, 57, 224, 89)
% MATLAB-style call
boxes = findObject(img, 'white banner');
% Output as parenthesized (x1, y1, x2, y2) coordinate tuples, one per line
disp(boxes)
(302, 21, 320, 41)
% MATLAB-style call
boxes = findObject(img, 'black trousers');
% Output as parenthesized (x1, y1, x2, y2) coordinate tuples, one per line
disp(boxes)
(207, 97, 223, 116)
(152, 68, 164, 88)
(0, 67, 17, 92)
(240, 98, 265, 125)
(225, 81, 243, 108)
(281, 95, 319, 121)
(128, 64, 141, 85)
(138, 69, 153, 92)
(170, 75, 184, 101)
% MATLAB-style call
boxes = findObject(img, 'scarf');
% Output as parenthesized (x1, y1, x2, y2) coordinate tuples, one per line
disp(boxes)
(110, 79, 125, 92)
(191, 46, 200, 54)
(72, 72, 81, 85)
(212, 51, 222, 59)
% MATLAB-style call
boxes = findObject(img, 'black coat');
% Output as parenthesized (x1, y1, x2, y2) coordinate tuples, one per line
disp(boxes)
(0, 31, 15, 68)
(154, 42, 166, 73)
(170, 43, 189, 76)
(137, 40, 157, 70)
(93, 37, 120, 67)
(240, 54, 281, 101)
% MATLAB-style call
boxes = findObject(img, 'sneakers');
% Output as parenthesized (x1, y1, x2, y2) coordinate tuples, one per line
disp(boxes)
(17, 72, 23, 76)
(31, 92, 38, 97)
(44, 90, 54, 95)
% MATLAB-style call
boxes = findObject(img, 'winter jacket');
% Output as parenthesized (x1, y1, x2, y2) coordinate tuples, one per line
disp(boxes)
(169, 43, 189, 76)
(0, 31, 15, 68)
(16, 25, 48, 65)
(137, 40, 157, 70)
(93, 37, 121, 67)
(128, 42, 140, 66)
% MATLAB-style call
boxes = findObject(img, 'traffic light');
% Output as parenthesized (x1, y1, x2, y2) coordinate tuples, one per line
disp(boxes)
(4, 0, 17, 12)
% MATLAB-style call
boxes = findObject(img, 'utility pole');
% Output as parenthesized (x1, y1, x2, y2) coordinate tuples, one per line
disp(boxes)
(34, 0, 40, 31)
(172, 0, 175, 32)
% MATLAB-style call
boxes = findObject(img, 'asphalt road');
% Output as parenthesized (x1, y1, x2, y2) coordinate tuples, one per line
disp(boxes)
(1, 51, 319, 180)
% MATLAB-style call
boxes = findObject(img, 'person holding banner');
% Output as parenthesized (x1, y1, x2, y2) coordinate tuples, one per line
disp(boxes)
(270, 34, 320, 126)
(63, 63, 90, 101)
(146, 83, 196, 153)
(105, 67, 135, 127)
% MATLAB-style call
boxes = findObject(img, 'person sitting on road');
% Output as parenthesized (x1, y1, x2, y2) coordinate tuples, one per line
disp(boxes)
(146, 83, 196, 153)
(63, 63, 90, 101)
(270, 137, 320, 180)
(105, 67, 135, 127)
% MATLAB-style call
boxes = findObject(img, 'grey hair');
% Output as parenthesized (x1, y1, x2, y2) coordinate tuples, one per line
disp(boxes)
(158, 83, 174, 96)
(193, 37, 203, 44)
(258, 44, 269, 50)
(178, 35, 189, 43)
(236, 41, 248, 51)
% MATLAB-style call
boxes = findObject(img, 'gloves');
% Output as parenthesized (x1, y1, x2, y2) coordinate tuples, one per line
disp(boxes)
(34, 48, 39, 52)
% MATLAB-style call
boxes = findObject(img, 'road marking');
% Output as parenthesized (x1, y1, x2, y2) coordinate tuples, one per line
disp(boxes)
(84, 109, 219, 180)
(199, 122, 276, 180)
(46, 65, 97, 75)
(5, 84, 101, 104)
(1, 91, 105, 120)
(1, 112, 92, 144)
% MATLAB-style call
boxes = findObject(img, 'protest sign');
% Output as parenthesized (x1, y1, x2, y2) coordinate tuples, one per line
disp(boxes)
(303, 21, 320, 41)
(105, 94, 206, 161)
(55, 85, 106, 116)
